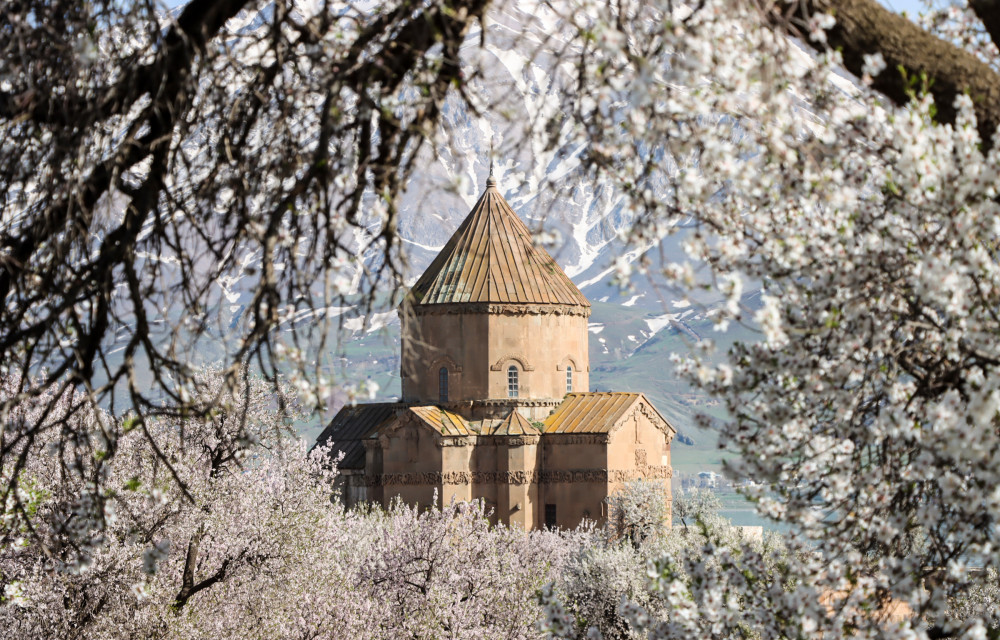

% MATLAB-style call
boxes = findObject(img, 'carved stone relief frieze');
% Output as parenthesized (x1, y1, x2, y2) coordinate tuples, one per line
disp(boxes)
(635, 448, 647, 467)
(543, 434, 610, 445)
(437, 437, 474, 448)
(360, 465, 672, 487)
(411, 302, 590, 318)
(476, 399, 559, 408)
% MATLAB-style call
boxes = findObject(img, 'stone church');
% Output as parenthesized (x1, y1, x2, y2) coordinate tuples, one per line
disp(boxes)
(317, 171, 676, 530)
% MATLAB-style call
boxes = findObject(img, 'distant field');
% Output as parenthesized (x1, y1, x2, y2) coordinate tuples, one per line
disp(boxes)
(671, 446, 735, 475)
(670, 489, 773, 529)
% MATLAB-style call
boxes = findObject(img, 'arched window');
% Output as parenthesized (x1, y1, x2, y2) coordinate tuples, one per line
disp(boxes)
(439, 367, 449, 403)
(507, 365, 519, 398)
(566, 365, 573, 393)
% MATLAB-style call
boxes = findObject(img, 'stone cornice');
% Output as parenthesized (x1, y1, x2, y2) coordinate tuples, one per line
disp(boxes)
(362, 422, 609, 447)
(474, 398, 561, 408)
(637, 400, 678, 439)
(410, 302, 590, 318)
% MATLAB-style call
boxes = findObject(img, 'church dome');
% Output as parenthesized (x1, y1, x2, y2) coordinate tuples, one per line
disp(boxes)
(408, 180, 589, 307)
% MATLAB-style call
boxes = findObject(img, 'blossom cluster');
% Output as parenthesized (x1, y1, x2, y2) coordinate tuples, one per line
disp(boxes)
(0, 373, 730, 640)
(535, 0, 1000, 636)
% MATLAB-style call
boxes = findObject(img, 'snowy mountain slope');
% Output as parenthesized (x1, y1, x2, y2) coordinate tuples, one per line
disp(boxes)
(147, 1, 851, 331)
(116, 2, 800, 468)
(170, 0, 721, 328)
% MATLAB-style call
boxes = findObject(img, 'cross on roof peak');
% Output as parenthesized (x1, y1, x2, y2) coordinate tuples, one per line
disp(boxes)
(487, 140, 497, 188)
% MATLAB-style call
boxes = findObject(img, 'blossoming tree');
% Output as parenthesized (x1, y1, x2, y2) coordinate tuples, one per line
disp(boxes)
(537, 0, 1000, 638)
(4, 0, 1000, 638)
(1, 369, 567, 639)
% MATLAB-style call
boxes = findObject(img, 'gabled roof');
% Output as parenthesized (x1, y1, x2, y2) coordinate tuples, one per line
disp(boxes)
(314, 403, 399, 469)
(542, 392, 677, 436)
(408, 406, 472, 436)
(408, 177, 590, 307)
(481, 409, 540, 436)
(317, 393, 676, 469)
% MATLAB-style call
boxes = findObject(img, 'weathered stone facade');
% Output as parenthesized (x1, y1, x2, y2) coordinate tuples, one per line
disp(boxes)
(401, 303, 591, 405)
(319, 174, 676, 530)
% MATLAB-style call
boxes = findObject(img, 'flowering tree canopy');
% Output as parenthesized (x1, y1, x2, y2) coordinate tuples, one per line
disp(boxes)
(4, 0, 1000, 637)
(544, 0, 1000, 637)
(0, 368, 568, 639)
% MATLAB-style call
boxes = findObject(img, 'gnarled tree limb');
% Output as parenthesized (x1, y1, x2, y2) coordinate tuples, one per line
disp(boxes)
(173, 529, 239, 611)
(769, 0, 1000, 149)
(969, 0, 1000, 49)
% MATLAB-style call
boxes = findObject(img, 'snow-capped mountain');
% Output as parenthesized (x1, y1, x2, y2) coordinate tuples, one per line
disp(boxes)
(199, 0, 722, 325)
(145, 1, 769, 460)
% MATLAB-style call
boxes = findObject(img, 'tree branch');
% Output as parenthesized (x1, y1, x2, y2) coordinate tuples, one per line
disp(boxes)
(174, 558, 232, 610)
(969, 0, 1000, 50)
(0, 0, 251, 126)
(771, 0, 1000, 149)
(0, 0, 252, 384)
(173, 529, 237, 610)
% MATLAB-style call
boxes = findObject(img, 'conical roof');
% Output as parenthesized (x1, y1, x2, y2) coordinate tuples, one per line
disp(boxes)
(409, 178, 589, 307)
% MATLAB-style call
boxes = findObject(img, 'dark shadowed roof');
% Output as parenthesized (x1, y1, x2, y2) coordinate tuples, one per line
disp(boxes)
(408, 178, 590, 307)
(542, 392, 677, 435)
(315, 403, 399, 469)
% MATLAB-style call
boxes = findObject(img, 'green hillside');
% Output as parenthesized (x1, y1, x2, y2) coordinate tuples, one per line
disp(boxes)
(583, 301, 752, 475)
(297, 298, 760, 475)
(96, 290, 756, 475)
